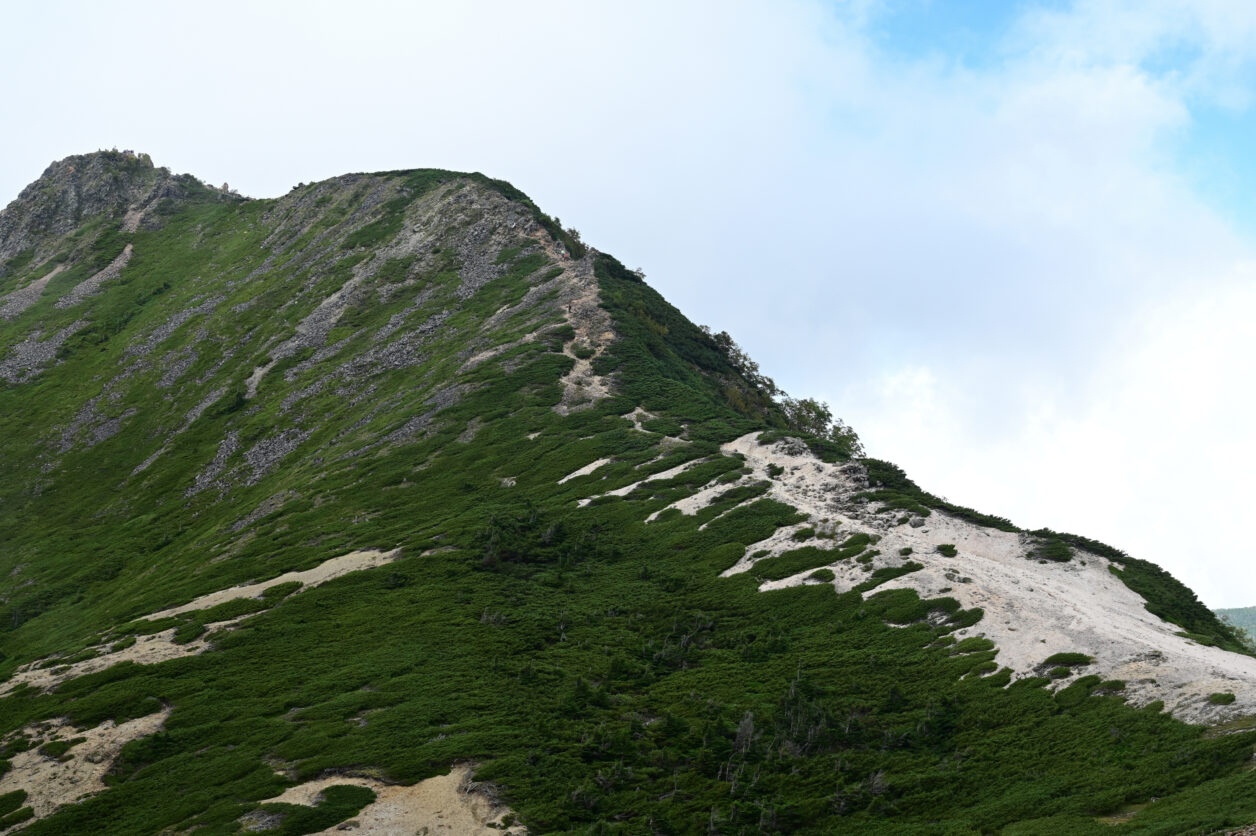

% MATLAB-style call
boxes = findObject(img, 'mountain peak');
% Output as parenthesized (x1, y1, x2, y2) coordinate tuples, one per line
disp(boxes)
(0, 152, 1253, 833)
(0, 150, 236, 270)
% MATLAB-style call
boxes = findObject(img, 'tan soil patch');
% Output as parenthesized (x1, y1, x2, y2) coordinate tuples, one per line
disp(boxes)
(0, 622, 236, 697)
(558, 458, 612, 485)
(551, 257, 613, 415)
(578, 456, 705, 508)
(1, 549, 403, 697)
(709, 432, 1256, 724)
(261, 765, 524, 834)
(625, 406, 656, 431)
(0, 708, 170, 827)
(145, 548, 401, 620)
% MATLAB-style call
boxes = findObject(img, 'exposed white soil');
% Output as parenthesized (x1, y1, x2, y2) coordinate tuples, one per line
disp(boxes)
(0, 708, 170, 827)
(577, 457, 705, 507)
(643, 472, 769, 525)
(625, 407, 655, 431)
(1, 549, 402, 697)
(558, 458, 612, 485)
(258, 765, 524, 835)
(723, 433, 1256, 724)
(561, 431, 1256, 725)
(145, 548, 401, 620)
(722, 434, 867, 527)
(553, 257, 613, 415)
(0, 264, 64, 319)
(0, 621, 240, 697)
(55, 244, 132, 308)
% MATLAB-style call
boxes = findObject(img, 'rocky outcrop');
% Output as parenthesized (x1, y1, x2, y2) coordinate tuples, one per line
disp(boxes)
(0, 150, 238, 269)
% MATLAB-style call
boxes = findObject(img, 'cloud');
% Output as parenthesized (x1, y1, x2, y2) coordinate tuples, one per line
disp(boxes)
(2, 0, 1255, 603)
(844, 266, 1256, 606)
(1011, 0, 1256, 107)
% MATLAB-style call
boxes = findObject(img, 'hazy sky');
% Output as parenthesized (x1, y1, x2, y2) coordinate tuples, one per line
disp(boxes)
(3, 1, 1255, 606)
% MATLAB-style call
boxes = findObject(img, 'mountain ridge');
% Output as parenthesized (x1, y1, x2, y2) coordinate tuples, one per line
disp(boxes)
(0, 151, 1254, 834)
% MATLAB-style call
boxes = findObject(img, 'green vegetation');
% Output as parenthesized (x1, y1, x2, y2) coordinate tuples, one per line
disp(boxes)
(1217, 606, 1256, 643)
(0, 790, 27, 817)
(250, 785, 375, 835)
(0, 156, 1251, 834)
(38, 738, 82, 759)
(1210, 692, 1237, 705)
(857, 459, 1018, 530)
(1032, 538, 1073, 563)
(1108, 558, 1249, 653)
(0, 807, 34, 830)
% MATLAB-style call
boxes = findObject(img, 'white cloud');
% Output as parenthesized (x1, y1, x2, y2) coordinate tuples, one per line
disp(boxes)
(2, 0, 1255, 604)
(844, 268, 1256, 606)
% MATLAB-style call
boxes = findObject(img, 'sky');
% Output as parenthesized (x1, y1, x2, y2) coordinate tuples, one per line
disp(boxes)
(2, 0, 1255, 606)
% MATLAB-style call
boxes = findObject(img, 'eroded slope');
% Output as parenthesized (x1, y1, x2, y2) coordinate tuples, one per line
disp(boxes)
(0, 153, 1253, 835)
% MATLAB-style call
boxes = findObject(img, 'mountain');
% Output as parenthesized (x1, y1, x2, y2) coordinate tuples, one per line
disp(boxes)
(1219, 607, 1256, 641)
(0, 150, 1254, 834)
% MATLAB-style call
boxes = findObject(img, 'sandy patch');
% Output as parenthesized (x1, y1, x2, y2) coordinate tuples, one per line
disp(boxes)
(624, 407, 655, 431)
(260, 765, 524, 835)
(694, 433, 1256, 724)
(0, 707, 170, 826)
(577, 457, 705, 507)
(0, 612, 256, 698)
(644, 475, 755, 524)
(55, 244, 132, 308)
(867, 515, 1256, 724)
(0, 264, 64, 319)
(558, 458, 611, 485)
(145, 548, 401, 620)
(552, 257, 613, 415)
(1, 549, 402, 697)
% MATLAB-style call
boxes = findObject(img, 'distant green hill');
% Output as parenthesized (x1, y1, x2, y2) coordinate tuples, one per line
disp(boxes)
(1218, 606, 1256, 638)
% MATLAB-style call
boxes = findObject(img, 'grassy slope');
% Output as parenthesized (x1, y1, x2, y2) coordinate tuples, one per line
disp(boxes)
(0, 168, 1252, 834)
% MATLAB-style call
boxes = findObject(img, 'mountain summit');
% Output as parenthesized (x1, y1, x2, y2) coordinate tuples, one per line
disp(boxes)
(0, 152, 1253, 834)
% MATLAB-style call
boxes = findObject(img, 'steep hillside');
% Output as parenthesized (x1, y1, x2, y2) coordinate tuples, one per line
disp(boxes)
(0, 151, 1254, 834)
